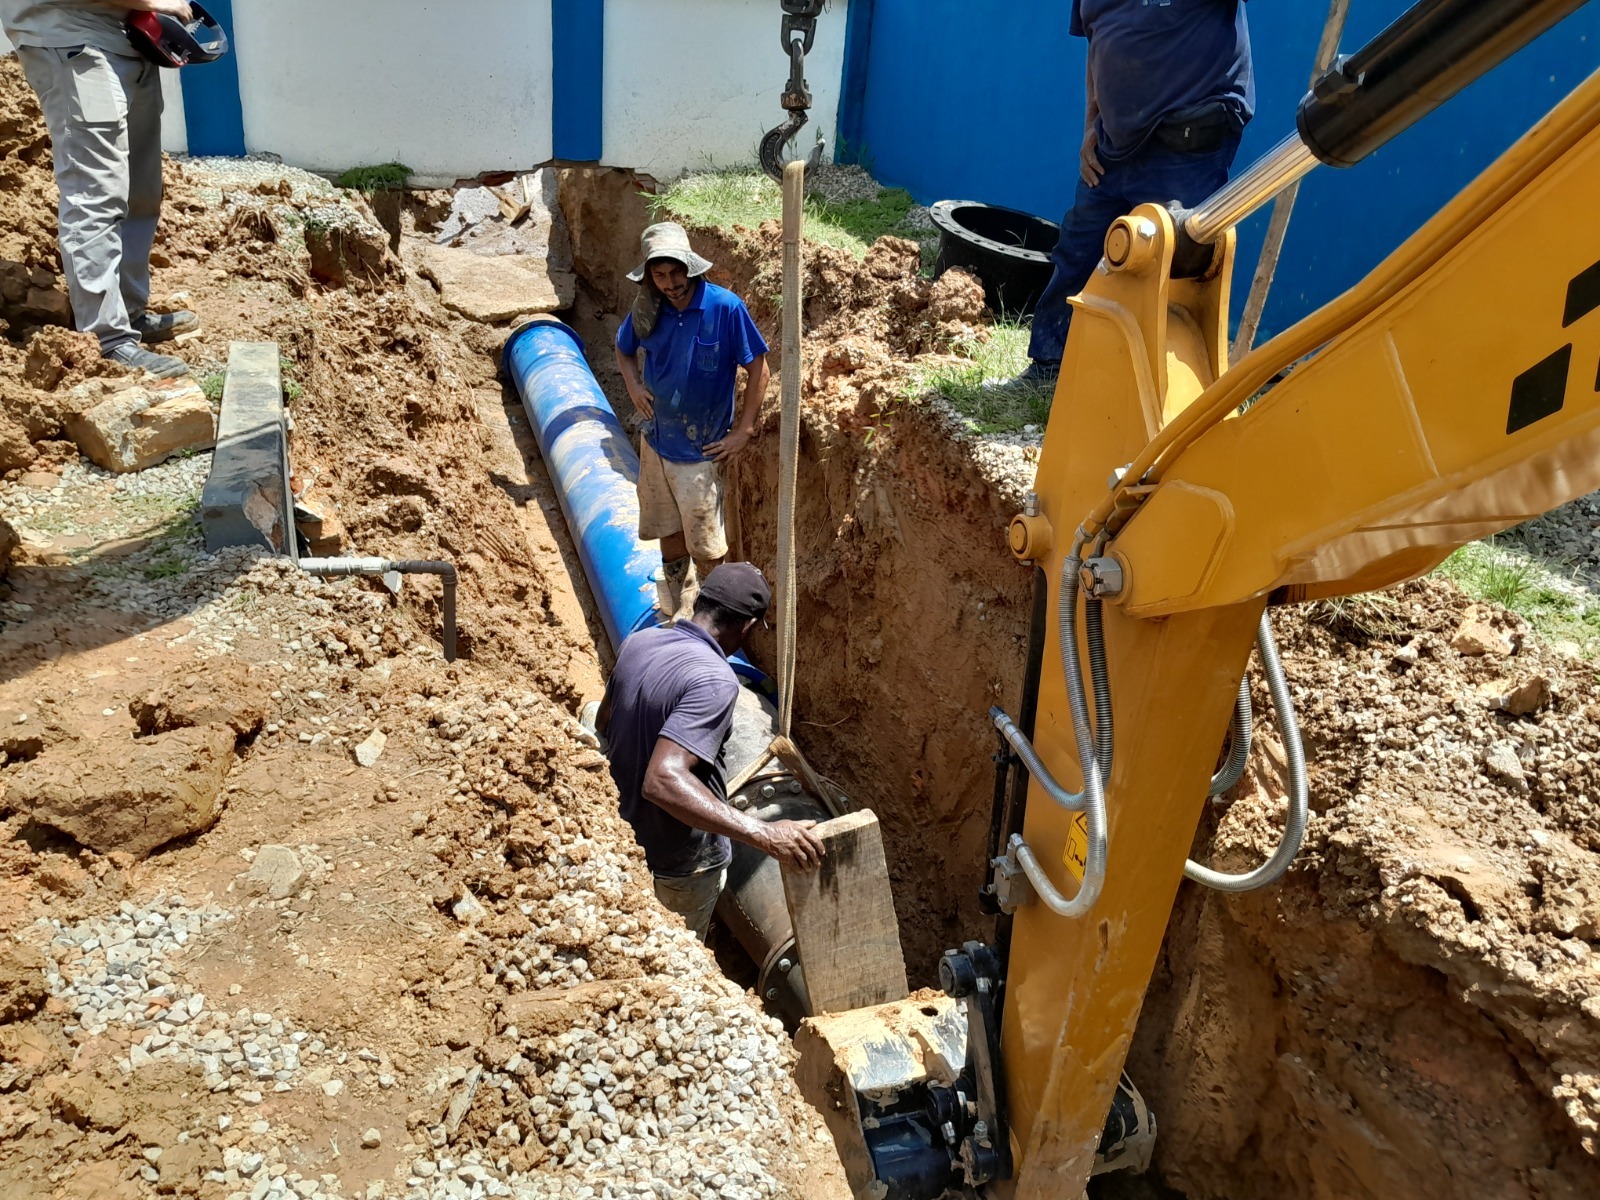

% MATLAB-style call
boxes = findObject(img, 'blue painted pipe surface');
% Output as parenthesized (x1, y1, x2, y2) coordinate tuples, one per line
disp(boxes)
(504, 318, 663, 653)
(502, 318, 769, 691)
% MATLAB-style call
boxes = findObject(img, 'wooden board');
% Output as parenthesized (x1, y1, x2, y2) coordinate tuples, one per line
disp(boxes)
(781, 809, 909, 1014)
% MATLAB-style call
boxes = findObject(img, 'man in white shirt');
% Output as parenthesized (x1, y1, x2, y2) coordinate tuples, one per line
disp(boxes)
(1, 0, 200, 377)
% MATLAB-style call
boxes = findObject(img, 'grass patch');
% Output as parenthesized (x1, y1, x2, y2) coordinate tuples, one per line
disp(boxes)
(142, 556, 188, 581)
(1436, 539, 1600, 655)
(653, 169, 931, 260)
(280, 355, 305, 404)
(903, 322, 1046, 434)
(199, 370, 226, 403)
(337, 162, 411, 192)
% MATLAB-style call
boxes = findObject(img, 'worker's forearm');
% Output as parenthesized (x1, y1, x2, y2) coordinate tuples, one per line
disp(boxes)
(614, 344, 641, 390)
(644, 764, 771, 850)
(737, 359, 769, 433)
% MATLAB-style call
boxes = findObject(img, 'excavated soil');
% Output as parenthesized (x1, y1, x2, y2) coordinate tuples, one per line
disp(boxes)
(6, 41, 1600, 1199)
(1, 58, 843, 1200)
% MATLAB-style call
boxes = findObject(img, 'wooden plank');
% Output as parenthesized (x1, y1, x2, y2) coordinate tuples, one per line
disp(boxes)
(781, 809, 908, 1014)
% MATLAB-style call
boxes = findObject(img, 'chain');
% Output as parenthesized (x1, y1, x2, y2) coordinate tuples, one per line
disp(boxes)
(778, 0, 826, 111)
(761, 1, 828, 180)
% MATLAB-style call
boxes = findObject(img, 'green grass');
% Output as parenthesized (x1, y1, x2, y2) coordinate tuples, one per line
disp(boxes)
(142, 556, 188, 581)
(902, 322, 1047, 435)
(337, 162, 411, 192)
(279, 355, 305, 404)
(1435, 538, 1600, 656)
(652, 169, 931, 260)
(198, 370, 226, 403)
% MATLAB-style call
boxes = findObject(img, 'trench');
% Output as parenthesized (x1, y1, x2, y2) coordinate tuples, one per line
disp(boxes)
(498, 167, 1600, 1200)
(527, 169, 1183, 1200)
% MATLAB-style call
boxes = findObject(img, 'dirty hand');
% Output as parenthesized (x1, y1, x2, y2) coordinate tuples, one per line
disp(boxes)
(705, 428, 753, 462)
(1079, 127, 1104, 188)
(760, 820, 826, 870)
(628, 383, 656, 420)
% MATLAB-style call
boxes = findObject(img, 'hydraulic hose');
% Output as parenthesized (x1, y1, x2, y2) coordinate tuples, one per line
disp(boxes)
(1084, 596, 1114, 779)
(1208, 678, 1254, 798)
(987, 543, 1109, 919)
(1185, 614, 1307, 892)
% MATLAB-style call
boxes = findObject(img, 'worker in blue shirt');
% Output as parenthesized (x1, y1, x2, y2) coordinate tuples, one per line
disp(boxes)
(615, 223, 771, 619)
(991, 0, 1254, 396)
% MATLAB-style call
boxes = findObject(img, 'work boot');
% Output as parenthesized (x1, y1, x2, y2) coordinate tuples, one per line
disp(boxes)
(135, 309, 200, 344)
(658, 555, 691, 620)
(104, 343, 192, 380)
(982, 360, 1059, 398)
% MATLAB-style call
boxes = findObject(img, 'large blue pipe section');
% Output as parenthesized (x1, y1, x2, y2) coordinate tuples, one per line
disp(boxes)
(503, 317, 663, 653)
(502, 317, 768, 691)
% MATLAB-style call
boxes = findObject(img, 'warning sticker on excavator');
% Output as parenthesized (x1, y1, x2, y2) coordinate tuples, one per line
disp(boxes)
(1063, 812, 1089, 882)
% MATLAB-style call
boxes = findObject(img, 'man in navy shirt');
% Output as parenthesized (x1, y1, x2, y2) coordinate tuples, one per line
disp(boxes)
(597, 563, 824, 940)
(993, 0, 1253, 395)
(614, 224, 771, 619)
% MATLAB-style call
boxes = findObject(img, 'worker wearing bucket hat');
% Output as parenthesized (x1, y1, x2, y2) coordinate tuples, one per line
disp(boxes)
(614, 223, 770, 620)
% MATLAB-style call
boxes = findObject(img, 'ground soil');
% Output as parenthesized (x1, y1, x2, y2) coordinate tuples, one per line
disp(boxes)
(4, 44, 1600, 1200)
(1, 58, 843, 1200)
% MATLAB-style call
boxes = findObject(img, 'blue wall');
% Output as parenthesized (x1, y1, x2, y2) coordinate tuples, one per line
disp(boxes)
(839, 2, 1600, 339)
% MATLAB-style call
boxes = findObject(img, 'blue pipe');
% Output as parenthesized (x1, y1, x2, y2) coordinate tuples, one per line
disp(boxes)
(503, 317, 768, 689)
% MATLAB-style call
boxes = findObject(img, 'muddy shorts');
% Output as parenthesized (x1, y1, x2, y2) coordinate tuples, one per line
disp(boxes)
(652, 865, 728, 942)
(637, 440, 728, 561)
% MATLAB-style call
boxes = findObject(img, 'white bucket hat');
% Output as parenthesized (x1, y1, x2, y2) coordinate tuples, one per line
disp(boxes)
(626, 222, 713, 283)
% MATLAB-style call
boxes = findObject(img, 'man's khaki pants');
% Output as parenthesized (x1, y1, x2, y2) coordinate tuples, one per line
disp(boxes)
(16, 45, 163, 353)
(652, 866, 727, 942)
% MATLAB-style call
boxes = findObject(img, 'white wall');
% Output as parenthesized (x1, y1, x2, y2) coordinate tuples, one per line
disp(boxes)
(231, 0, 554, 185)
(603, 0, 849, 179)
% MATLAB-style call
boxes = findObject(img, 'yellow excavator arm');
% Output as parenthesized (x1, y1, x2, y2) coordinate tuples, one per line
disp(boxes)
(798, 2, 1600, 1197)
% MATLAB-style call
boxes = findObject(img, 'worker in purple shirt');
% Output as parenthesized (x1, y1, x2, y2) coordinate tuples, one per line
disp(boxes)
(596, 563, 824, 941)
(614, 224, 771, 620)
(991, 0, 1253, 396)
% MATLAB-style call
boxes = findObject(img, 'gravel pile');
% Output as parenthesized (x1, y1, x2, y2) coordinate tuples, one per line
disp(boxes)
(179, 155, 340, 207)
(805, 163, 878, 205)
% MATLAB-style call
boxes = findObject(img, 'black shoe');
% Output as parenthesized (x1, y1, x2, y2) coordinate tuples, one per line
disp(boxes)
(135, 309, 200, 344)
(983, 360, 1059, 395)
(105, 343, 192, 380)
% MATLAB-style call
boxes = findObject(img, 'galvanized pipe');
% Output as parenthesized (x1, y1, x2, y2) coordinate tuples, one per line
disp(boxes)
(299, 556, 457, 662)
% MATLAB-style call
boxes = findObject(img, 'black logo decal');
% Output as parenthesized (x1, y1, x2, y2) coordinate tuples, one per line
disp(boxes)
(1507, 345, 1572, 435)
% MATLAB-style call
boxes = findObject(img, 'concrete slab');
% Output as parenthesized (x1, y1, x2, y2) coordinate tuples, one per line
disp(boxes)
(418, 243, 576, 323)
(201, 342, 293, 554)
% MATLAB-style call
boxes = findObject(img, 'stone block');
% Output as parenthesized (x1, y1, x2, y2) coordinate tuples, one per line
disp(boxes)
(64, 378, 215, 473)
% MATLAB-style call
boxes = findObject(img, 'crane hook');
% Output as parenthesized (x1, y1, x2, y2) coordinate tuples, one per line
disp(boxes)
(760, 1, 826, 181)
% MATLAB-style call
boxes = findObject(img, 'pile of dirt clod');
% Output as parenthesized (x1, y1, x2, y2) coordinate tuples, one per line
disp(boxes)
(0, 55, 68, 330)
(1130, 579, 1600, 1200)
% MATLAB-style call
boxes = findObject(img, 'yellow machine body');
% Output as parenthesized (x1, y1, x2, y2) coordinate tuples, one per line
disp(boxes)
(1004, 67, 1600, 1195)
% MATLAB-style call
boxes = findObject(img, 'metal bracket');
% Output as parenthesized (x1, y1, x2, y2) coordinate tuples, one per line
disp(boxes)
(989, 851, 1035, 915)
(938, 942, 1013, 1188)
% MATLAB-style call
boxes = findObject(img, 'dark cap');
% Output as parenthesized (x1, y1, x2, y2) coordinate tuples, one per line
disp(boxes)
(698, 562, 771, 620)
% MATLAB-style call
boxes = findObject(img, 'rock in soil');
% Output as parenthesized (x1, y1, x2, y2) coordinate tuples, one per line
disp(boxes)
(0, 942, 49, 1024)
(8, 723, 236, 857)
(63, 377, 215, 473)
(242, 844, 306, 899)
(128, 660, 271, 740)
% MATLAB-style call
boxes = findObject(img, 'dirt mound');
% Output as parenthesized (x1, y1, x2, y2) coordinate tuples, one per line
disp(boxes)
(0, 55, 57, 275)
(129, 660, 271, 740)
(1128, 580, 1600, 1199)
(0, 941, 48, 1024)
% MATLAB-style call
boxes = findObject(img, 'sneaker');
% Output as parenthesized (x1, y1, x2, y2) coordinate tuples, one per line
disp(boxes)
(983, 360, 1060, 395)
(135, 309, 200, 344)
(104, 343, 192, 379)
